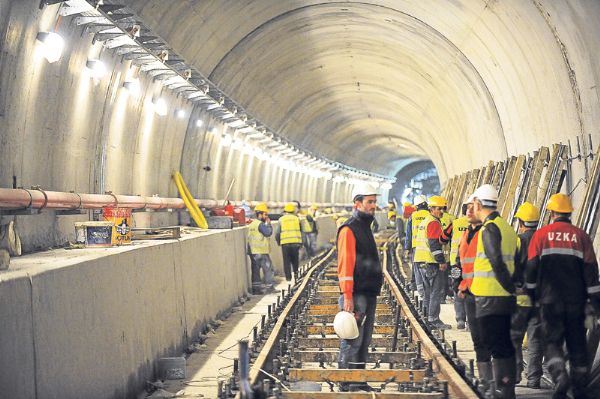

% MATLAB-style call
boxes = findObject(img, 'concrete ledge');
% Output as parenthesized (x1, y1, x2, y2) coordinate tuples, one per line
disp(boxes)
(0, 228, 250, 399)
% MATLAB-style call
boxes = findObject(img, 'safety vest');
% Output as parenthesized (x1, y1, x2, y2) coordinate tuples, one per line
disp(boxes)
(247, 219, 270, 254)
(470, 216, 518, 297)
(411, 209, 429, 248)
(279, 214, 302, 245)
(450, 216, 470, 266)
(388, 210, 397, 221)
(440, 213, 455, 262)
(414, 214, 442, 263)
(457, 227, 478, 291)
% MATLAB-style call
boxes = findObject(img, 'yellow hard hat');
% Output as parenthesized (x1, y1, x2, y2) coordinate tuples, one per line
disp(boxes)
(403, 202, 411, 207)
(428, 195, 447, 208)
(284, 202, 296, 213)
(546, 193, 573, 213)
(514, 202, 540, 223)
(255, 203, 269, 214)
(310, 204, 318, 210)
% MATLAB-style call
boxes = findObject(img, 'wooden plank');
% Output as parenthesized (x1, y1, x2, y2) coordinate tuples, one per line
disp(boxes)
(317, 286, 339, 292)
(298, 337, 395, 349)
(306, 324, 395, 335)
(295, 350, 417, 364)
(537, 144, 568, 226)
(283, 391, 444, 399)
(310, 313, 394, 324)
(525, 147, 550, 205)
(309, 304, 391, 315)
(491, 161, 505, 189)
(288, 368, 426, 383)
(500, 155, 526, 220)
(497, 156, 517, 206)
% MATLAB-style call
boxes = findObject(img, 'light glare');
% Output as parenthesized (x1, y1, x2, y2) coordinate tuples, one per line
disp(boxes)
(36, 32, 65, 63)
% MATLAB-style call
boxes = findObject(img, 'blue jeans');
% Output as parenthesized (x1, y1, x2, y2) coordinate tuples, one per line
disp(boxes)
(338, 294, 377, 369)
(251, 254, 274, 287)
(418, 263, 445, 322)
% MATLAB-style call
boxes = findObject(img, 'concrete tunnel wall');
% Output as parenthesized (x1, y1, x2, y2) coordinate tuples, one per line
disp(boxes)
(0, 0, 360, 253)
(0, 213, 349, 399)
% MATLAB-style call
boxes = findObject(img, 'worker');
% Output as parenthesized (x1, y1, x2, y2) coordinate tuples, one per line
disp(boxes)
(337, 183, 383, 392)
(404, 195, 429, 292)
(447, 199, 470, 329)
(387, 201, 397, 228)
(439, 201, 455, 303)
(470, 184, 518, 399)
(454, 194, 492, 392)
(247, 203, 275, 294)
(413, 195, 451, 330)
(526, 193, 600, 399)
(300, 205, 319, 257)
(275, 202, 304, 282)
(510, 202, 543, 387)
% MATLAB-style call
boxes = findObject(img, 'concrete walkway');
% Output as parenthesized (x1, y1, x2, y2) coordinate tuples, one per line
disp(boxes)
(141, 278, 292, 399)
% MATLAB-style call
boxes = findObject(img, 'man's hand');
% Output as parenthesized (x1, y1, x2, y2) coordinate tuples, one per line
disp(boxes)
(343, 297, 354, 313)
(457, 290, 465, 299)
(439, 263, 448, 271)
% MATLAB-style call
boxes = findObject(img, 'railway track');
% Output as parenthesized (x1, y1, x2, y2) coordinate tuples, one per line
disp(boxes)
(219, 234, 482, 399)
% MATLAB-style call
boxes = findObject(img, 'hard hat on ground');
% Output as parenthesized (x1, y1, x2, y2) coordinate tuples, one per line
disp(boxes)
(428, 195, 447, 208)
(333, 311, 359, 340)
(255, 203, 269, 214)
(351, 183, 379, 201)
(472, 184, 499, 207)
(284, 202, 296, 213)
(413, 195, 427, 206)
(546, 193, 573, 213)
(514, 202, 540, 225)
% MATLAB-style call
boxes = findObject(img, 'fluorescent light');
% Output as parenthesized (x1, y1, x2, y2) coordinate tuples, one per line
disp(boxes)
(196, 120, 203, 127)
(176, 109, 186, 119)
(85, 59, 107, 78)
(381, 182, 393, 190)
(220, 134, 233, 147)
(123, 79, 141, 96)
(152, 98, 168, 116)
(36, 32, 64, 63)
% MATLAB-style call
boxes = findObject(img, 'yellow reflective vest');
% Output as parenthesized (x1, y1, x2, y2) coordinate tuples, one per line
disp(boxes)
(411, 209, 429, 249)
(470, 216, 518, 297)
(450, 216, 469, 266)
(414, 214, 442, 263)
(247, 219, 270, 255)
(440, 213, 455, 262)
(279, 214, 302, 245)
(301, 216, 314, 233)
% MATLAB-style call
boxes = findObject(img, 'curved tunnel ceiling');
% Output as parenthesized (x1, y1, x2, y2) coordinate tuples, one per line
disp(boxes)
(123, 0, 600, 180)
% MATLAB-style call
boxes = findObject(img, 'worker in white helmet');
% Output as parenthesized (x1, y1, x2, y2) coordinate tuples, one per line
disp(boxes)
(404, 194, 429, 293)
(337, 183, 383, 392)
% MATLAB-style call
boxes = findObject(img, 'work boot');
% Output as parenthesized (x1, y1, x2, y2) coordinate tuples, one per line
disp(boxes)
(549, 361, 570, 399)
(477, 361, 494, 398)
(492, 357, 516, 399)
(457, 320, 466, 330)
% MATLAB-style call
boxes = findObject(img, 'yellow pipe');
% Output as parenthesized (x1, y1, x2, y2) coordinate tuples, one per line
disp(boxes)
(172, 171, 208, 229)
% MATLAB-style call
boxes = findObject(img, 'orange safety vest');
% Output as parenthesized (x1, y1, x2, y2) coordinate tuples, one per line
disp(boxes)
(457, 228, 479, 292)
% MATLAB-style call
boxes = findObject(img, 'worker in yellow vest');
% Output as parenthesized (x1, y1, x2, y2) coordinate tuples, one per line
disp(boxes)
(447, 204, 470, 329)
(247, 203, 275, 294)
(275, 202, 304, 281)
(387, 201, 397, 228)
(470, 184, 519, 399)
(439, 202, 455, 304)
(414, 195, 451, 330)
(405, 195, 429, 292)
(509, 202, 543, 387)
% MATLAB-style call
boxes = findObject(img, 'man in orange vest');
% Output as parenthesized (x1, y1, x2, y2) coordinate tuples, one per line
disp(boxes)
(454, 195, 491, 390)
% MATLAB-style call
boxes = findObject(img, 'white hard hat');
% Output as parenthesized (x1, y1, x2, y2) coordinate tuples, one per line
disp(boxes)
(333, 311, 359, 339)
(413, 195, 427, 206)
(472, 184, 499, 207)
(351, 183, 379, 201)
(463, 193, 476, 205)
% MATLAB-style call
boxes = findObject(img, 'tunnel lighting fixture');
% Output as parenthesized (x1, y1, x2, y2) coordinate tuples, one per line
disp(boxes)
(231, 138, 243, 150)
(152, 98, 168, 116)
(196, 120, 203, 128)
(220, 134, 233, 147)
(380, 182, 393, 190)
(333, 176, 345, 183)
(123, 79, 141, 96)
(36, 31, 65, 63)
(176, 109, 186, 119)
(209, 127, 218, 135)
(85, 59, 107, 79)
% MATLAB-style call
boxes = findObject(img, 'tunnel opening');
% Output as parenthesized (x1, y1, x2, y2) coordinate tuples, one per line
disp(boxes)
(388, 160, 440, 206)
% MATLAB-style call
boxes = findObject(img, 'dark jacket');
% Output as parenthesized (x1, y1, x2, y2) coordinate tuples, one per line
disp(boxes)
(338, 210, 383, 296)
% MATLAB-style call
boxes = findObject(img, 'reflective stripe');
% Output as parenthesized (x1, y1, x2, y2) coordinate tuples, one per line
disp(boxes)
(475, 252, 514, 262)
(588, 285, 600, 294)
(431, 250, 443, 256)
(474, 271, 496, 278)
(462, 272, 474, 279)
(339, 276, 354, 282)
(280, 214, 302, 244)
(526, 283, 537, 289)
(462, 257, 476, 264)
(540, 247, 584, 259)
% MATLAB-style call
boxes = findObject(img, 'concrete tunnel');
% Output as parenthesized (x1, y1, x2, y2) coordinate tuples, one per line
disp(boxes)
(0, 0, 599, 398)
